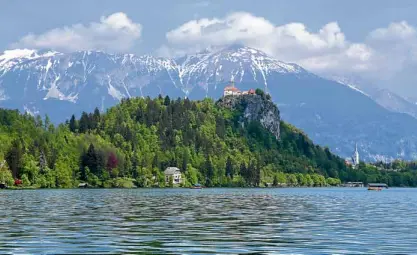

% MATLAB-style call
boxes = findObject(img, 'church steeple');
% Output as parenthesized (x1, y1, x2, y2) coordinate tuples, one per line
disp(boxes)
(352, 143, 360, 168)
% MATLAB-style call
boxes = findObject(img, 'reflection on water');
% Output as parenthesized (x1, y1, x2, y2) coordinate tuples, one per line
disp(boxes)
(0, 188, 416, 254)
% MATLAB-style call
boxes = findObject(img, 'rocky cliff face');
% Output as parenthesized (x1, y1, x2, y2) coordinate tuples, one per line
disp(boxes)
(218, 94, 281, 140)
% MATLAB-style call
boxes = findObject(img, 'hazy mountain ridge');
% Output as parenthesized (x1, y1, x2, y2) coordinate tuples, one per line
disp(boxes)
(332, 75, 417, 119)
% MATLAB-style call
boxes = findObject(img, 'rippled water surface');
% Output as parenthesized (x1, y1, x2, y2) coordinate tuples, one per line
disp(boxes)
(1, 188, 416, 254)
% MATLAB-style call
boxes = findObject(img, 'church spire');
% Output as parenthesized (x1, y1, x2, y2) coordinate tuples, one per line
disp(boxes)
(352, 143, 360, 168)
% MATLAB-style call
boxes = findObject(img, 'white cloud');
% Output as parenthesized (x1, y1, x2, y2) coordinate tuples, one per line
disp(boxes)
(13, 12, 142, 53)
(163, 12, 417, 85)
(369, 21, 415, 41)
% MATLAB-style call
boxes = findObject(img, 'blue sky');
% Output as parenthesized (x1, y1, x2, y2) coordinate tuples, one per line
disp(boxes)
(2, 0, 417, 96)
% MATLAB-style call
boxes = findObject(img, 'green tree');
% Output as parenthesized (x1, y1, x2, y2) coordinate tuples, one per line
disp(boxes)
(69, 114, 77, 132)
(327, 177, 341, 186)
(225, 156, 233, 179)
(240, 163, 248, 185)
(79, 112, 90, 133)
(182, 149, 189, 172)
(0, 162, 14, 186)
(92, 108, 101, 130)
(5, 139, 24, 178)
(164, 95, 171, 106)
(55, 157, 73, 188)
(81, 143, 101, 180)
(39, 150, 47, 174)
(21, 174, 31, 187)
(272, 175, 278, 187)
(287, 174, 298, 186)
(44, 115, 51, 130)
(255, 88, 265, 97)
(205, 156, 214, 187)
(185, 164, 198, 185)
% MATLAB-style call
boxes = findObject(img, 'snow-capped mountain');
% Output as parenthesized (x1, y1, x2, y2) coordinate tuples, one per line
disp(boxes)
(2, 46, 417, 161)
(173, 45, 305, 96)
(0, 46, 305, 110)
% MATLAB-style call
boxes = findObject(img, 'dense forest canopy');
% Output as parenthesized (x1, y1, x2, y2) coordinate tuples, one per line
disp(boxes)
(0, 93, 417, 188)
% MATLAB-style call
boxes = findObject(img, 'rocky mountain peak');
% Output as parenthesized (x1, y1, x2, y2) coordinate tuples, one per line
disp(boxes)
(217, 92, 281, 140)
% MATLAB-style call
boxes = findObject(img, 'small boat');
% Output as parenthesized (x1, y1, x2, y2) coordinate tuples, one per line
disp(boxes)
(78, 183, 89, 188)
(368, 183, 388, 191)
(0, 183, 7, 189)
(190, 183, 203, 189)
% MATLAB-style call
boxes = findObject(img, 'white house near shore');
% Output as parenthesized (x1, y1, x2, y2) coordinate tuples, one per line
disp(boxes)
(164, 167, 182, 185)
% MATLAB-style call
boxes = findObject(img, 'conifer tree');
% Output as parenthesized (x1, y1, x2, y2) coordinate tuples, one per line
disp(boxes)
(5, 139, 23, 179)
(81, 143, 101, 178)
(69, 114, 77, 133)
(182, 149, 189, 172)
(79, 112, 90, 133)
(226, 156, 233, 179)
(205, 156, 214, 187)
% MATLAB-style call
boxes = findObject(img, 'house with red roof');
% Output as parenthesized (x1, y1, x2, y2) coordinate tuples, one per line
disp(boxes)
(223, 82, 255, 97)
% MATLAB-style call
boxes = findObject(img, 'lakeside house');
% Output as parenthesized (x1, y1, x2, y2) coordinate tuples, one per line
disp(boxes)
(164, 167, 182, 185)
(223, 82, 256, 97)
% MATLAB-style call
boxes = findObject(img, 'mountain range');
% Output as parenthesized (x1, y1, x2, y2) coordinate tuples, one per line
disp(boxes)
(1, 45, 417, 161)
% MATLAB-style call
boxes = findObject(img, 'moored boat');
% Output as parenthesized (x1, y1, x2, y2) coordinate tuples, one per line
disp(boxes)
(78, 183, 89, 188)
(368, 183, 388, 191)
(190, 183, 203, 189)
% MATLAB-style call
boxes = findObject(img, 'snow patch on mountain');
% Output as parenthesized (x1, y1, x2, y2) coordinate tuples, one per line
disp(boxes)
(0, 49, 59, 73)
(331, 76, 370, 97)
(108, 82, 125, 101)
(0, 89, 8, 101)
(172, 46, 306, 95)
(44, 85, 78, 103)
(0, 47, 306, 100)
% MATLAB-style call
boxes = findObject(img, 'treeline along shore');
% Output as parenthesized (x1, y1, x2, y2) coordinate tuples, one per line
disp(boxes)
(1, 90, 417, 189)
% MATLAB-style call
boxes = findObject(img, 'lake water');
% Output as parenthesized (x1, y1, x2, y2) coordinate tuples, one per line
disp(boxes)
(0, 188, 416, 254)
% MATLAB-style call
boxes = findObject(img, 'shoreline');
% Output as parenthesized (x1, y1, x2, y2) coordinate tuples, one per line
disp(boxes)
(1, 186, 414, 190)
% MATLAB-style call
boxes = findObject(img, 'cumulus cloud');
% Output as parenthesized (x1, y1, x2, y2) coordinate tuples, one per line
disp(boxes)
(369, 21, 415, 41)
(13, 12, 142, 53)
(162, 12, 417, 84)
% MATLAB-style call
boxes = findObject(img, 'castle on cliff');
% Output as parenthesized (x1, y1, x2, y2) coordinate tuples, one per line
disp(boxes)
(223, 81, 256, 97)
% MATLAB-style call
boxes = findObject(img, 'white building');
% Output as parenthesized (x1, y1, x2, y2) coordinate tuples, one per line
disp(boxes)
(223, 85, 241, 96)
(164, 167, 182, 185)
(223, 81, 256, 97)
(351, 143, 360, 168)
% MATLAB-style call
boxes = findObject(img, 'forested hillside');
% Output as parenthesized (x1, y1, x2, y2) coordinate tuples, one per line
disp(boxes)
(1, 92, 416, 188)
